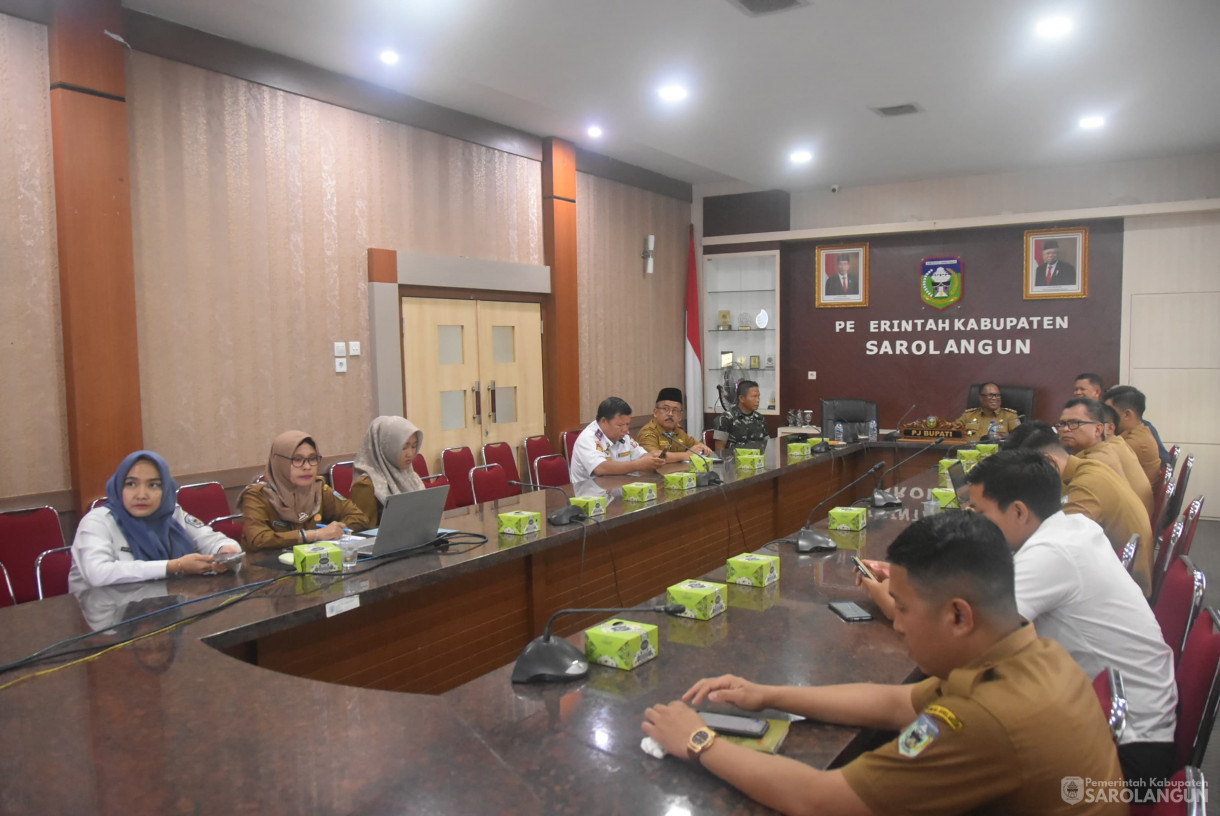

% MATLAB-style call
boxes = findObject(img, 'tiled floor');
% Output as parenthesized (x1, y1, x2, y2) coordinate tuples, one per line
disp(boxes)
(1180, 519, 1218, 786)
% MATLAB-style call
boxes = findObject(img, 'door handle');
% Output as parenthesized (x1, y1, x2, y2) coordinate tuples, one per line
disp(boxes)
(488, 380, 497, 424)
(472, 382, 482, 424)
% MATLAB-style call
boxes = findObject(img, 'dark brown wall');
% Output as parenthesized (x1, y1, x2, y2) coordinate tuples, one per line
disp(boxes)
(768, 219, 1123, 427)
(704, 190, 791, 237)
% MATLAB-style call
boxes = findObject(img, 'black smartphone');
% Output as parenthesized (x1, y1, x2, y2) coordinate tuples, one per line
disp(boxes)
(701, 712, 770, 739)
(850, 555, 877, 582)
(828, 600, 873, 622)
(212, 551, 245, 564)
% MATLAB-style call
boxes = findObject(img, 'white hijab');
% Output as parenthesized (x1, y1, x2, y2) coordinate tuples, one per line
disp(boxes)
(354, 416, 425, 505)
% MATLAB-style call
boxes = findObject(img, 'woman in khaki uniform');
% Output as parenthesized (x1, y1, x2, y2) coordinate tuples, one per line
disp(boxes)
(240, 430, 368, 552)
(349, 416, 425, 526)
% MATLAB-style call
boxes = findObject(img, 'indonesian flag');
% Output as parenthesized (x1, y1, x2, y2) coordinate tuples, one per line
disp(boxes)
(684, 225, 703, 437)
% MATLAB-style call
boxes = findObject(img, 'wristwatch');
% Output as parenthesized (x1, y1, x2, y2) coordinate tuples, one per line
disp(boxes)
(687, 726, 717, 761)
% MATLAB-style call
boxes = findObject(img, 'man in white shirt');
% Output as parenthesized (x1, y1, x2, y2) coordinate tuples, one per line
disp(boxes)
(965, 448, 1177, 790)
(568, 396, 665, 484)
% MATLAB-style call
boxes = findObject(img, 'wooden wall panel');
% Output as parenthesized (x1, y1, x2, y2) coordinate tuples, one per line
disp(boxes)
(541, 137, 581, 441)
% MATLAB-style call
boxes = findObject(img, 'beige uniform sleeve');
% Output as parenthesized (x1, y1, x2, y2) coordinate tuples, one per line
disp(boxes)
(239, 485, 303, 552)
(635, 422, 664, 453)
(347, 475, 382, 527)
(322, 483, 370, 532)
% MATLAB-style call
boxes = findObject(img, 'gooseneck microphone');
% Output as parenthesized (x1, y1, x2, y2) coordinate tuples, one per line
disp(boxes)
(871, 438, 946, 508)
(795, 461, 885, 553)
(662, 432, 723, 486)
(885, 403, 918, 441)
(511, 603, 686, 683)
(508, 480, 587, 526)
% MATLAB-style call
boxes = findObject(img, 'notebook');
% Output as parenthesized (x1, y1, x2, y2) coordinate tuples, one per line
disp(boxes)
(355, 485, 451, 557)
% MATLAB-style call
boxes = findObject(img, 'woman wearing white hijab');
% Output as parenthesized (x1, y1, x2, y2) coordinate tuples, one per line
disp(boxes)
(349, 417, 425, 526)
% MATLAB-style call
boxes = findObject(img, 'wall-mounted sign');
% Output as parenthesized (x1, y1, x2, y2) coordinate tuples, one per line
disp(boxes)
(920, 256, 963, 310)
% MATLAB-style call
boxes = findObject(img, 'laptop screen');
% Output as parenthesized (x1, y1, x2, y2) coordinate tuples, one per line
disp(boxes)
(948, 461, 970, 508)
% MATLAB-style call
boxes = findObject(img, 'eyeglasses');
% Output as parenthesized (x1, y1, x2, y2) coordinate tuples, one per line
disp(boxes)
(276, 453, 321, 468)
(980, 392, 1001, 399)
(1054, 420, 1099, 431)
(656, 406, 684, 416)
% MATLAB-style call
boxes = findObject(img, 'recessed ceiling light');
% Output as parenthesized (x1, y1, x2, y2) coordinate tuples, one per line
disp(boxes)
(1035, 16, 1073, 39)
(789, 150, 813, 164)
(657, 85, 688, 102)
(587, 125, 603, 138)
(379, 50, 400, 65)
(1079, 115, 1105, 129)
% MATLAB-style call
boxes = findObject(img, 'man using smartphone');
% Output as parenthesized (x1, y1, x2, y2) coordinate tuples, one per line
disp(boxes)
(642, 512, 1125, 815)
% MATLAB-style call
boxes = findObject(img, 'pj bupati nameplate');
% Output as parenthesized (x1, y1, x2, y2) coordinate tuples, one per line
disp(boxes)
(901, 417, 966, 440)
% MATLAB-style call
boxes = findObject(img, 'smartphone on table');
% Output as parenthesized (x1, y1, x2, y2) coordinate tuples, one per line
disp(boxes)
(700, 712, 770, 739)
(828, 600, 873, 622)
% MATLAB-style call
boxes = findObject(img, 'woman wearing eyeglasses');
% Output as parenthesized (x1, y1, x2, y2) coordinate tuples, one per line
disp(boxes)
(239, 430, 369, 552)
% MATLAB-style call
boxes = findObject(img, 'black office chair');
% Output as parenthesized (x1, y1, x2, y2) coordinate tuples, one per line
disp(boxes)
(964, 383, 1035, 422)
(821, 399, 879, 442)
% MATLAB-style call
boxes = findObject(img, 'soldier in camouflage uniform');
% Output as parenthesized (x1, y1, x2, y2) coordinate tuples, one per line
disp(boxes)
(712, 380, 769, 453)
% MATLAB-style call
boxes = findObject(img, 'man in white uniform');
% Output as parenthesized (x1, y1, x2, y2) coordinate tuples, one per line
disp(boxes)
(568, 396, 665, 483)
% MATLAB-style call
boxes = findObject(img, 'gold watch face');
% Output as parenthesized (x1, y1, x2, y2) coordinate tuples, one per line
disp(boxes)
(688, 727, 716, 753)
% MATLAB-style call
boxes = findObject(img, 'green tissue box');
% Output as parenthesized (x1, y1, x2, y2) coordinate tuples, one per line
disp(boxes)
(571, 495, 607, 517)
(956, 449, 980, 470)
(689, 455, 713, 472)
(787, 441, 812, 458)
(976, 443, 999, 458)
(497, 510, 541, 535)
(726, 553, 780, 586)
(293, 542, 343, 574)
(622, 482, 657, 502)
(736, 453, 764, 470)
(931, 487, 960, 509)
(828, 506, 867, 531)
(667, 579, 728, 620)
(584, 619, 658, 670)
(664, 471, 697, 491)
(938, 458, 959, 488)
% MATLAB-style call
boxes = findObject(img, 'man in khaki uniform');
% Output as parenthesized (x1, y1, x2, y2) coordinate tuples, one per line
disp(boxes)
(1057, 398, 1154, 517)
(957, 381, 1021, 439)
(1019, 422, 1154, 596)
(642, 512, 1126, 815)
(635, 387, 714, 462)
(1105, 386, 1165, 486)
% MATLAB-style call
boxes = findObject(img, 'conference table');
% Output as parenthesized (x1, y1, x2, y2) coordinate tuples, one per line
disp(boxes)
(0, 439, 952, 814)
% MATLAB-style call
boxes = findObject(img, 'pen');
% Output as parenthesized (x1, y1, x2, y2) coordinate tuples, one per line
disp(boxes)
(317, 523, 352, 533)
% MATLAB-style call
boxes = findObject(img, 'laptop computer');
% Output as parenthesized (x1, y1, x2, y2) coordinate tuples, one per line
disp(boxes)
(947, 460, 970, 508)
(355, 485, 452, 557)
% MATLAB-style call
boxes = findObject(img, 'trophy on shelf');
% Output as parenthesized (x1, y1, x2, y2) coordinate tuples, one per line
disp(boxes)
(737, 311, 752, 330)
(718, 310, 732, 331)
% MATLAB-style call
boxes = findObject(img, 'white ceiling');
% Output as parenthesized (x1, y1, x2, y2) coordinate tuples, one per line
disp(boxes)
(125, 0, 1220, 192)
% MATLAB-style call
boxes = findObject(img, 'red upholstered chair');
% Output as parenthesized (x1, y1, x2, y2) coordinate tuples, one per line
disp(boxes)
(1153, 462, 1176, 534)
(1168, 445, 1182, 473)
(1174, 608, 1220, 770)
(1154, 555, 1207, 665)
(442, 447, 476, 508)
(89, 496, 108, 510)
(703, 429, 715, 450)
(482, 442, 522, 496)
(561, 430, 581, 464)
(422, 474, 457, 510)
(35, 546, 72, 600)
(1091, 667, 1128, 743)
(1178, 497, 1205, 557)
(522, 435, 555, 483)
(1163, 454, 1195, 535)
(0, 506, 66, 604)
(411, 455, 430, 479)
(1120, 535, 1141, 575)
(0, 563, 15, 608)
(328, 461, 355, 498)
(1152, 520, 1185, 605)
(176, 482, 242, 543)
(470, 464, 512, 504)
(534, 454, 571, 488)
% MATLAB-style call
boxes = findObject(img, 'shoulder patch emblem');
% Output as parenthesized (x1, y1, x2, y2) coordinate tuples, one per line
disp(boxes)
(183, 513, 205, 528)
(898, 713, 941, 758)
(924, 704, 963, 731)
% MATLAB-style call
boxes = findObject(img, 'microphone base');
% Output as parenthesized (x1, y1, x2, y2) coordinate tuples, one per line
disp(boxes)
(548, 505, 589, 526)
(695, 471, 722, 487)
(884, 431, 902, 441)
(796, 527, 838, 553)
(511, 635, 589, 684)
(871, 489, 902, 508)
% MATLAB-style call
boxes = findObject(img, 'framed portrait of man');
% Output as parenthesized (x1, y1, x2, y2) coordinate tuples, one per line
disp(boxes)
(1024, 228, 1088, 299)
(815, 244, 869, 308)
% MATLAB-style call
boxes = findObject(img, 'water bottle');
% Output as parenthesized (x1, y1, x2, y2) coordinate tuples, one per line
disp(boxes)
(834, 420, 844, 443)
(868, 418, 878, 442)
(988, 420, 999, 439)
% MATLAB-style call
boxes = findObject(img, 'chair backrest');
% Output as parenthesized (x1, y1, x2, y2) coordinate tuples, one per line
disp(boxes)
(411, 454, 430, 479)
(1164, 454, 1195, 531)
(1153, 462, 1176, 533)
(1155, 554, 1207, 664)
(209, 515, 244, 543)
(422, 474, 457, 510)
(35, 546, 72, 600)
(89, 496, 109, 510)
(1120, 534, 1140, 574)
(561, 430, 581, 464)
(176, 482, 232, 525)
(441, 447, 476, 508)
(0, 562, 14, 608)
(1152, 520, 1185, 604)
(0, 506, 66, 604)
(820, 399, 878, 441)
(1168, 444, 1182, 472)
(1178, 496, 1205, 557)
(1150, 766, 1207, 816)
(482, 442, 522, 495)
(964, 383, 1035, 421)
(534, 454, 571, 488)
(1091, 666, 1127, 743)
(522, 435, 555, 483)
(470, 464, 512, 504)
(703, 429, 715, 449)
(1175, 608, 1220, 769)
(328, 461, 355, 498)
